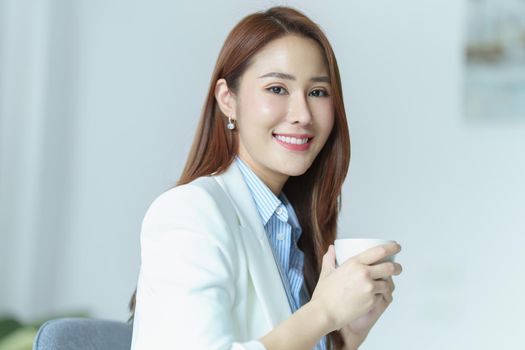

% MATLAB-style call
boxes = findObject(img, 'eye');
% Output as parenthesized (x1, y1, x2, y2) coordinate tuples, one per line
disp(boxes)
(309, 89, 330, 97)
(267, 86, 288, 95)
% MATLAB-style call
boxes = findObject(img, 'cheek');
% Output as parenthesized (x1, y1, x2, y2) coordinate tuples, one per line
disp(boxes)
(312, 101, 335, 136)
(240, 92, 287, 129)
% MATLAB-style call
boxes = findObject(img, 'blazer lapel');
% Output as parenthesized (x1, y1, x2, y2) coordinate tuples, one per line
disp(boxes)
(214, 163, 292, 327)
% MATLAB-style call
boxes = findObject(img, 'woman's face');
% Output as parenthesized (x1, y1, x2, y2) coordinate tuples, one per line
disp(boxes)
(228, 34, 335, 194)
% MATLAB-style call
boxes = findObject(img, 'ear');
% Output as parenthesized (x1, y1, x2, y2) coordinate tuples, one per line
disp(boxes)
(214, 78, 237, 121)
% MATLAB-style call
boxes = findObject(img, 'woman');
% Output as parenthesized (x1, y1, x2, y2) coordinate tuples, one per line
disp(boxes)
(130, 6, 402, 350)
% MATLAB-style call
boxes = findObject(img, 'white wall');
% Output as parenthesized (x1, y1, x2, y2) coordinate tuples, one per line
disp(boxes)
(335, 1, 525, 349)
(1, 0, 524, 349)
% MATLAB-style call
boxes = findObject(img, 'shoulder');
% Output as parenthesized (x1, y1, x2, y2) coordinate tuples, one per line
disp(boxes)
(138, 176, 241, 291)
(141, 175, 238, 245)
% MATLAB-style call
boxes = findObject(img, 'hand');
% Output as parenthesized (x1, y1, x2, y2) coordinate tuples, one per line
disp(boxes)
(340, 276, 397, 347)
(311, 243, 402, 333)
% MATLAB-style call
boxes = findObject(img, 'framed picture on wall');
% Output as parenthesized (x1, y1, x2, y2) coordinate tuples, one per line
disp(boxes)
(464, 0, 525, 121)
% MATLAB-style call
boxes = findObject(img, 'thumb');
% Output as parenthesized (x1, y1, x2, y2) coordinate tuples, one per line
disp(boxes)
(319, 244, 336, 280)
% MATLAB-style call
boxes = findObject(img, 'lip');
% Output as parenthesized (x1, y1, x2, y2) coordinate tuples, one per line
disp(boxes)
(273, 133, 314, 138)
(272, 133, 314, 152)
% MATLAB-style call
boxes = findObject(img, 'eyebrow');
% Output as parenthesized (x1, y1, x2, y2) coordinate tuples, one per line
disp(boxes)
(257, 71, 331, 83)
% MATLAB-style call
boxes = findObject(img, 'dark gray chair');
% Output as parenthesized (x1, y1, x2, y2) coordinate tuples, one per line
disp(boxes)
(32, 318, 132, 350)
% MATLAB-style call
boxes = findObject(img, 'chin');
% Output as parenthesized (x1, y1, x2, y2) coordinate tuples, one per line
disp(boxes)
(279, 159, 313, 177)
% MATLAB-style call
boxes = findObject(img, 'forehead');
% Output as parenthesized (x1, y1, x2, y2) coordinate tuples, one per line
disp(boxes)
(244, 34, 328, 78)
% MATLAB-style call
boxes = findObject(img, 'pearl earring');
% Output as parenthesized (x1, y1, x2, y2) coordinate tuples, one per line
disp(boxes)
(227, 117, 235, 130)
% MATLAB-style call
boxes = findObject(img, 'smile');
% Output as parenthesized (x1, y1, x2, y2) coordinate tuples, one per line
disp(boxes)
(272, 133, 314, 151)
(274, 135, 309, 144)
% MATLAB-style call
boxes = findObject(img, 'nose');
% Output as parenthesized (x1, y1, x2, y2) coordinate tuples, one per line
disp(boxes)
(287, 93, 313, 126)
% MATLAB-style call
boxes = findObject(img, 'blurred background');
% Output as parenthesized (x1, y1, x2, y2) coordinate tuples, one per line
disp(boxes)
(1, 0, 524, 349)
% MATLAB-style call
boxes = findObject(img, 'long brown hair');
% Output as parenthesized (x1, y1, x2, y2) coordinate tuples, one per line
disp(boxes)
(129, 6, 350, 349)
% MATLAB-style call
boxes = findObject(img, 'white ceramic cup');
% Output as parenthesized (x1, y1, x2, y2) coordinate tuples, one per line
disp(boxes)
(334, 238, 397, 267)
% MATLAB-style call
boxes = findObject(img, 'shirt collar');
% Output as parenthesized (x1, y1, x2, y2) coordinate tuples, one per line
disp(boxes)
(279, 191, 303, 241)
(234, 157, 303, 240)
(235, 156, 281, 226)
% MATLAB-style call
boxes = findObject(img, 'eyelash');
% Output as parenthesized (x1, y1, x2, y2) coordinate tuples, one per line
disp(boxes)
(266, 86, 330, 97)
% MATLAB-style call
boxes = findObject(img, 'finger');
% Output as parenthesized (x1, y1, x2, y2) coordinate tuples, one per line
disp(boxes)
(354, 243, 401, 266)
(383, 277, 394, 293)
(372, 280, 389, 295)
(381, 278, 394, 304)
(383, 277, 396, 304)
(386, 276, 395, 290)
(368, 262, 402, 280)
(389, 278, 395, 294)
(319, 245, 336, 280)
(372, 293, 383, 308)
(382, 292, 393, 304)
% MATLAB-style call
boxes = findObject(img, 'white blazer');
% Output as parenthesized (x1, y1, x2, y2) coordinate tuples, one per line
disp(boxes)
(130, 161, 295, 350)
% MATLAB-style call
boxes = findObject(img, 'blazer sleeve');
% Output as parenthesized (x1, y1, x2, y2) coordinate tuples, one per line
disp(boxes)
(130, 183, 266, 350)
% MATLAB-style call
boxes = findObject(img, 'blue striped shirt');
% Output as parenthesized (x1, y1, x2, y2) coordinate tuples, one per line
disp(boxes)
(235, 157, 327, 350)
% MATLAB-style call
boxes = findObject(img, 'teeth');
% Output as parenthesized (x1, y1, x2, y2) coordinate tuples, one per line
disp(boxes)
(275, 135, 309, 145)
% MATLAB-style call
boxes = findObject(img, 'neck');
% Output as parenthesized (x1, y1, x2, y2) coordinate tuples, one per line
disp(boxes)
(237, 154, 288, 195)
